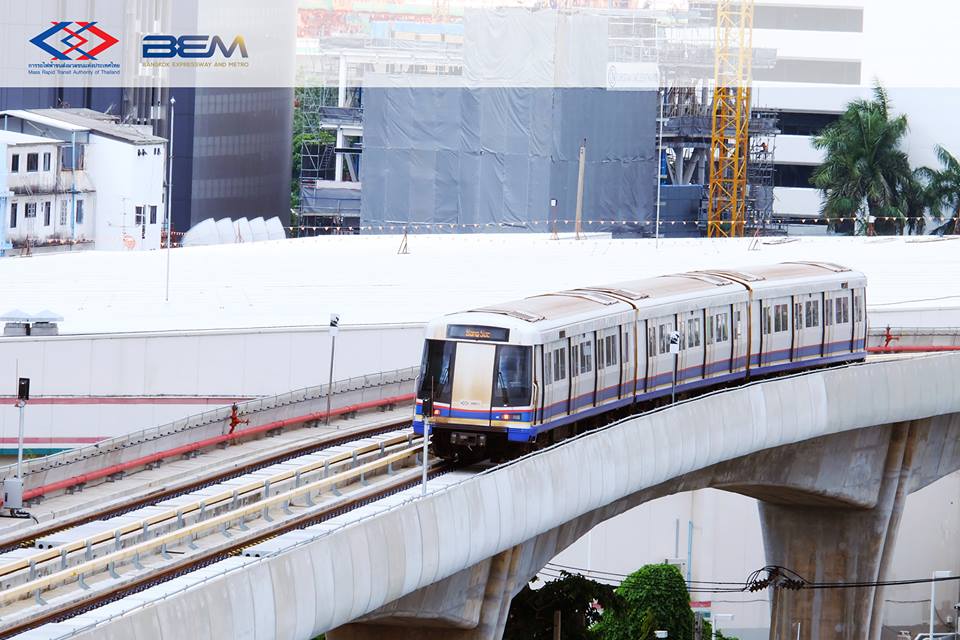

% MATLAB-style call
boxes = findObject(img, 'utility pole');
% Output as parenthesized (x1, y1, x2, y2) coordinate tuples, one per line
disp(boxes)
(553, 609, 561, 640)
(574, 139, 586, 240)
(164, 96, 176, 302)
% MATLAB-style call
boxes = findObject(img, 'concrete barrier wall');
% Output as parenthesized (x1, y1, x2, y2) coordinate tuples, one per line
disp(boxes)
(49, 353, 960, 640)
(0, 367, 418, 494)
(0, 324, 425, 450)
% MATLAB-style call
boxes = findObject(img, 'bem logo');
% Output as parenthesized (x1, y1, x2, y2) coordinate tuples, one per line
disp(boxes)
(142, 35, 248, 59)
(30, 21, 118, 60)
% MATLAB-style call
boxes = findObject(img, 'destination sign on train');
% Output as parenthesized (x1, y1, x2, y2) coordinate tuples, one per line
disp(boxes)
(447, 325, 510, 342)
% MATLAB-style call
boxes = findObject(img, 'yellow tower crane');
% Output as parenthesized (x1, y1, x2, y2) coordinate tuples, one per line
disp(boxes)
(707, 0, 755, 238)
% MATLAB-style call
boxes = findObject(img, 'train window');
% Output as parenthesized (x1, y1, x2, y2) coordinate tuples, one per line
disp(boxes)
(794, 303, 803, 329)
(624, 333, 630, 362)
(805, 300, 820, 328)
(571, 345, 580, 378)
(554, 348, 567, 380)
(686, 318, 701, 347)
(605, 335, 618, 367)
(853, 294, 863, 322)
(544, 353, 553, 384)
(762, 306, 772, 335)
(824, 299, 834, 326)
(735, 310, 742, 338)
(493, 345, 532, 407)
(648, 327, 657, 356)
(659, 324, 671, 354)
(597, 338, 605, 369)
(842, 297, 850, 323)
(418, 339, 456, 404)
(581, 341, 593, 373)
(706, 315, 714, 345)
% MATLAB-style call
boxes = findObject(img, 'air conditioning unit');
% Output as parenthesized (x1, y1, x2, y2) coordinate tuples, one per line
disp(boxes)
(664, 557, 687, 577)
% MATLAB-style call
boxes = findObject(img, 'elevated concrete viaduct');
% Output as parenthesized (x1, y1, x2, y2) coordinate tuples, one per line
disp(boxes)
(50, 353, 960, 640)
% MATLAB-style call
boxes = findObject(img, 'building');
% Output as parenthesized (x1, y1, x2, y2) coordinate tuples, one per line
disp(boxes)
(0, 109, 166, 253)
(0, 1, 295, 236)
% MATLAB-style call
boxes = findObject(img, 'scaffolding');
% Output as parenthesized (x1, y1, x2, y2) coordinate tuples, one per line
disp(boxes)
(296, 86, 363, 235)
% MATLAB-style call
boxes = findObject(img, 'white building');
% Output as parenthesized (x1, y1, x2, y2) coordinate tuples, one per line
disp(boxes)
(0, 108, 166, 254)
(752, 1, 960, 233)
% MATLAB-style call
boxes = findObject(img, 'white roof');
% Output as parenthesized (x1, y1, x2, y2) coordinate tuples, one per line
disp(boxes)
(0, 109, 89, 132)
(0, 130, 61, 146)
(0, 234, 956, 335)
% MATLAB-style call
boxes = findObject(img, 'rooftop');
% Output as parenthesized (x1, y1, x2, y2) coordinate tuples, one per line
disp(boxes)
(1, 109, 166, 146)
(0, 130, 61, 146)
(0, 234, 956, 335)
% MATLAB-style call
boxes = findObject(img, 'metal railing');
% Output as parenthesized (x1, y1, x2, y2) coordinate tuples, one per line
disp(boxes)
(0, 366, 419, 482)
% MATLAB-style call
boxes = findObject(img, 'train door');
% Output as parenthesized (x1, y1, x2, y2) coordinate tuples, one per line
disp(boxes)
(541, 339, 568, 422)
(596, 327, 620, 404)
(705, 305, 732, 378)
(853, 288, 866, 350)
(626, 319, 641, 398)
(733, 301, 749, 373)
(648, 315, 676, 391)
(450, 342, 495, 427)
(791, 297, 803, 361)
(679, 309, 704, 386)
(569, 332, 595, 413)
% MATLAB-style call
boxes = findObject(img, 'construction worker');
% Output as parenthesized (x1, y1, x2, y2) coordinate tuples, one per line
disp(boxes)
(227, 403, 249, 435)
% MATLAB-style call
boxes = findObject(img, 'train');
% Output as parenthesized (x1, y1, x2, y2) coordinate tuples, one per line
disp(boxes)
(413, 262, 867, 460)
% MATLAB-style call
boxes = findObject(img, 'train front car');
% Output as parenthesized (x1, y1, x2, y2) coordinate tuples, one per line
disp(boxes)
(414, 314, 536, 461)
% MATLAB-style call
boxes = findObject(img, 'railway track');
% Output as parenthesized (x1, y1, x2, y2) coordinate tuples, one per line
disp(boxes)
(0, 416, 412, 555)
(0, 428, 447, 637)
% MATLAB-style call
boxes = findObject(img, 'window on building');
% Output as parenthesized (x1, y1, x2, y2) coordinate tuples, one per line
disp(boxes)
(43, 201, 51, 226)
(25, 202, 37, 218)
(76, 200, 85, 224)
(135, 206, 145, 226)
(59, 201, 67, 226)
(11, 154, 19, 172)
(774, 163, 817, 188)
(26, 153, 38, 172)
(149, 205, 158, 224)
(43, 152, 51, 172)
(9, 202, 17, 228)
(60, 145, 85, 170)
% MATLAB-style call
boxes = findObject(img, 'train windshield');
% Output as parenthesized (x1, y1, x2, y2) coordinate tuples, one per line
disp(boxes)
(493, 345, 532, 407)
(418, 339, 456, 404)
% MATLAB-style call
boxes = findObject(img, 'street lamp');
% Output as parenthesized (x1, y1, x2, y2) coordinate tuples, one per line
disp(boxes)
(164, 96, 175, 303)
(325, 313, 340, 426)
(931, 570, 952, 640)
(712, 613, 734, 640)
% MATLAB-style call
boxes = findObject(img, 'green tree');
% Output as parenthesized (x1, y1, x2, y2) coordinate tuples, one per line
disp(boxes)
(592, 564, 694, 640)
(503, 571, 616, 640)
(811, 84, 913, 235)
(920, 144, 960, 234)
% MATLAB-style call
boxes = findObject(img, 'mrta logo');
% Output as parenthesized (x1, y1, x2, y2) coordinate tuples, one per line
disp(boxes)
(142, 35, 248, 59)
(30, 21, 119, 60)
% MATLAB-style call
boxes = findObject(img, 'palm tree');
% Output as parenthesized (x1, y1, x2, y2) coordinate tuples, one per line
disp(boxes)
(810, 85, 913, 235)
(920, 144, 960, 235)
(899, 168, 934, 235)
